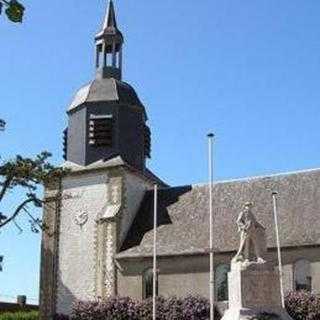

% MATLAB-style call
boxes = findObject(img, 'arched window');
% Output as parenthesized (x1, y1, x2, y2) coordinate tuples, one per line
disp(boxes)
(294, 259, 312, 292)
(215, 264, 230, 301)
(143, 268, 158, 299)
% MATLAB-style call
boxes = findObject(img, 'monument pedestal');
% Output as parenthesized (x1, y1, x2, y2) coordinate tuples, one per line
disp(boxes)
(222, 262, 292, 320)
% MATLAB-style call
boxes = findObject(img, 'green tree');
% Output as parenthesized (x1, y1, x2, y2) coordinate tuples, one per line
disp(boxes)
(0, 152, 65, 233)
(0, 0, 25, 23)
(0, 119, 5, 131)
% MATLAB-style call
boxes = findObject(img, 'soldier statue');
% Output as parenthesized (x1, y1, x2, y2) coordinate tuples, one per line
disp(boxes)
(233, 202, 267, 264)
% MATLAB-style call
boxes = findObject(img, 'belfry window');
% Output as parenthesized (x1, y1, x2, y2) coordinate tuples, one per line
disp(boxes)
(144, 125, 151, 158)
(294, 259, 312, 291)
(215, 264, 230, 301)
(63, 128, 68, 160)
(143, 268, 158, 299)
(88, 115, 113, 147)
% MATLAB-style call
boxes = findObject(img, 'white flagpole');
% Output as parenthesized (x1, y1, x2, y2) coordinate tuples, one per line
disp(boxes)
(208, 133, 215, 320)
(153, 184, 158, 320)
(272, 191, 285, 308)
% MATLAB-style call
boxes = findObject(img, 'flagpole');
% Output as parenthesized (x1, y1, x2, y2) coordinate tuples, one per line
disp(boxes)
(153, 184, 158, 320)
(272, 191, 285, 308)
(208, 133, 215, 320)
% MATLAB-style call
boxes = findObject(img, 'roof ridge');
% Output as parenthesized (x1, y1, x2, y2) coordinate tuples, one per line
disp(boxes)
(168, 167, 320, 190)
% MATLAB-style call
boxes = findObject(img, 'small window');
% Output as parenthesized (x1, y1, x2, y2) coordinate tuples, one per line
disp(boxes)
(215, 264, 230, 301)
(143, 268, 158, 299)
(88, 115, 113, 147)
(294, 259, 312, 291)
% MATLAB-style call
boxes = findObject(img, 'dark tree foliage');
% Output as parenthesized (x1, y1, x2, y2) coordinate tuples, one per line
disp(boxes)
(0, 0, 25, 23)
(0, 119, 5, 131)
(0, 152, 65, 233)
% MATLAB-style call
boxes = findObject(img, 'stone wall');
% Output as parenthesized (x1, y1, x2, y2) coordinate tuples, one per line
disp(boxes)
(311, 261, 320, 292)
(39, 180, 61, 320)
(116, 246, 320, 300)
(119, 172, 154, 247)
(56, 171, 109, 315)
(41, 165, 157, 317)
(117, 255, 215, 299)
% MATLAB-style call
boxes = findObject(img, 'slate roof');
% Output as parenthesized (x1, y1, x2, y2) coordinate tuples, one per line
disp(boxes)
(62, 156, 167, 187)
(95, 0, 123, 42)
(68, 77, 145, 113)
(117, 168, 320, 259)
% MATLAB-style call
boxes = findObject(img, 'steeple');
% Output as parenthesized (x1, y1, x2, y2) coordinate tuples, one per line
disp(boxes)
(103, 0, 117, 29)
(64, 0, 151, 169)
(95, 0, 124, 80)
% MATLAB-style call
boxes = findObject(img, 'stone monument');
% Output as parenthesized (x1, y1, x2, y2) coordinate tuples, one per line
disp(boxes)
(222, 202, 293, 320)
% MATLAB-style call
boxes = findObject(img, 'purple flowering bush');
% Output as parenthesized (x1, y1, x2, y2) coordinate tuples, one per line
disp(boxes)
(69, 295, 221, 320)
(137, 296, 169, 320)
(72, 297, 139, 320)
(57, 292, 320, 320)
(181, 296, 213, 320)
(285, 291, 320, 320)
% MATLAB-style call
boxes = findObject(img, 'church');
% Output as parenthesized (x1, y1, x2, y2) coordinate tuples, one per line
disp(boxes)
(39, 1, 320, 319)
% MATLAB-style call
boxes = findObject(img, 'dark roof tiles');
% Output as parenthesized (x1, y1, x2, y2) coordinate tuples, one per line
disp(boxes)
(118, 168, 320, 258)
(68, 77, 144, 112)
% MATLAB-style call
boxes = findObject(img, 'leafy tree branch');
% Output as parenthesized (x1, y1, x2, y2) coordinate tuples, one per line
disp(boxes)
(0, 152, 66, 233)
(0, 0, 25, 23)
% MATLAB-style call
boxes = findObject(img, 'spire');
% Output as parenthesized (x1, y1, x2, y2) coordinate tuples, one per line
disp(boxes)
(95, 0, 124, 80)
(96, 0, 123, 42)
(103, 0, 117, 30)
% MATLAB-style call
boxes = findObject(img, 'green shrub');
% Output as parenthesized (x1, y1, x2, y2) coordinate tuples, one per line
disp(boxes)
(0, 311, 38, 320)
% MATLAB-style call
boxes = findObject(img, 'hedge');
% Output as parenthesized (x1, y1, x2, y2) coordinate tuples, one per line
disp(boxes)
(71, 296, 221, 320)
(286, 291, 320, 320)
(56, 291, 320, 320)
(0, 311, 38, 320)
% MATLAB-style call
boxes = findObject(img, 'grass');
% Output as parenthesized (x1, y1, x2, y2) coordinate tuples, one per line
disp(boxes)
(0, 311, 38, 320)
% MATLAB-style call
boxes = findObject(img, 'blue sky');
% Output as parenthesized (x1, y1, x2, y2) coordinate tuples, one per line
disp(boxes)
(1, 0, 320, 303)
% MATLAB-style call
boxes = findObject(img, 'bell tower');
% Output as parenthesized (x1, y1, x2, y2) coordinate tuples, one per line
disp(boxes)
(64, 0, 151, 170)
(40, 3, 164, 319)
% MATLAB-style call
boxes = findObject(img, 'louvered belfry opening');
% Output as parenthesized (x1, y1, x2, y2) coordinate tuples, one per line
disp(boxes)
(144, 125, 151, 159)
(63, 128, 68, 160)
(89, 115, 113, 148)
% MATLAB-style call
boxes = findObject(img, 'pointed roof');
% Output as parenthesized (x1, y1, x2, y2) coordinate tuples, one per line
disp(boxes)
(96, 0, 123, 41)
(103, 0, 117, 29)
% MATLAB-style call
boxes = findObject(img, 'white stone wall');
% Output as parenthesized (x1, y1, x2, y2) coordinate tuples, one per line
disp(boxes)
(311, 261, 320, 293)
(282, 264, 293, 294)
(104, 221, 117, 296)
(56, 172, 109, 315)
(119, 172, 153, 246)
(159, 273, 210, 298)
(117, 247, 320, 301)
